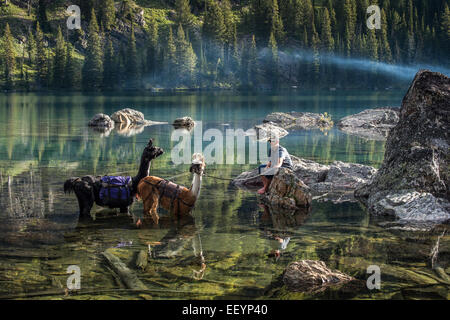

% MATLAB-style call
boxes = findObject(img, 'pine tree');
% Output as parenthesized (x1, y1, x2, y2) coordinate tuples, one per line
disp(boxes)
(82, 9, 103, 91)
(175, 0, 194, 30)
(343, 0, 356, 56)
(270, 0, 285, 43)
(103, 36, 116, 90)
(266, 31, 278, 89)
(35, 22, 49, 88)
(2, 23, 15, 90)
(327, 0, 337, 36)
(126, 26, 140, 89)
(175, 24, 197, 85)
(63, 43, 77, 89)
(367, 29, 379, 61)
(249, 35, 258, 87)
(311, 22, 321, 81)
(203, 0, 226, 43)
(222, 0, 234, 44)
(99, 0, 116, 31)
(441, 3, 450, 43)
(165, 26, 177, 86)
(146, 16, 159, 78)
(322, 8, 334, 52)
(53, 27, 66, 88)
(37, 0, 49, 32)
(203, 0, 226, 64)
(230, 24, 240, 73)
(27, 28, 36, 66)
(240, 39, 250, 87)
(380, 9, 393, 62)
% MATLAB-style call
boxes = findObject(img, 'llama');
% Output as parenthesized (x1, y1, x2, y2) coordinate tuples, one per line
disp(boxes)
(136, 153, 205, 226)
(64, 139, 164, 217)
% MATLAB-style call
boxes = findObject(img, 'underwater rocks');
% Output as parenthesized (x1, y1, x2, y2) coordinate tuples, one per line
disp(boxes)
(232, 156, 376, 203)
(355, 70, 450, 223)
(260, 168, 312, 209)
(88, 113, 115, 129)
(173, 117, 195, 130)
(264, 112, 334, 131)
(337, 107, 400, 141)
(283, 260, 355, 293)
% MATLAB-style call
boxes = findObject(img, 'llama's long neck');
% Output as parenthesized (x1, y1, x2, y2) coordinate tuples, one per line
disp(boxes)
(190, 172, 203, 199)
(132, 155, 151, 192)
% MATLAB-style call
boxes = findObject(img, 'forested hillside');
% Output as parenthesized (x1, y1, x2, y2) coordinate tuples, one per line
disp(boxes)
(0, 0, 449, 91)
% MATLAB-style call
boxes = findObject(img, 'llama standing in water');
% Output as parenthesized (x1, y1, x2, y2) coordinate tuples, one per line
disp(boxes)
(137, 153, 205, 225)
(64, 139, 164, 217)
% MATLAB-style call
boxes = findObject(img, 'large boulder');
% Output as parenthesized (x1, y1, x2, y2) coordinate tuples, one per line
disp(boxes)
(283, 260, 355, 293)
(264, 111, 334, 131)
(233, 156, 376, 203)
(338, 107, 400, 140)
(88, 113, 114, 128)
(260, 168, 312, 209)
(310, 161, 378, 203)
(111, 108, 167, 130)
(111, 108, 147, 124)
(355, 70, 450, 223)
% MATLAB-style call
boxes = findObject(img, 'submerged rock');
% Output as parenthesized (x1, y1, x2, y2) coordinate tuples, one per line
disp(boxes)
(232, 156, 376, 203)
(254, 121, 289, 140)
(338, 107, 400, 140)
(173, 117, 195, 130)
(264, 111, 334, 131)
(355, 70, 450, 223)
(283, 260, 355, 293)
(136, 250, 148, 271)
(261, 168, 312, 209)
(88, 113, 115, 128)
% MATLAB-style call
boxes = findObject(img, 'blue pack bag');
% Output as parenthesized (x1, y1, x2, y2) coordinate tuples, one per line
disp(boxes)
(99, 176, 133, 208)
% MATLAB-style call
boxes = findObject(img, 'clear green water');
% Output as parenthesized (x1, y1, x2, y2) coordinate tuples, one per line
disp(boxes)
(0, 91, 448, 300)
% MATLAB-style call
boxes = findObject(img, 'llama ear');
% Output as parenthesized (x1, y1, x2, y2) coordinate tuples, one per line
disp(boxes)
(147, 139, 153, 147)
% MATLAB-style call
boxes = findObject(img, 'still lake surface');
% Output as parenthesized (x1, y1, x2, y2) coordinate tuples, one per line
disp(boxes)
(0, 91, 448, 300)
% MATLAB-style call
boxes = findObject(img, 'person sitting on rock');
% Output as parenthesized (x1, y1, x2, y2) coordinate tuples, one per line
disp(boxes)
(257, 135, 293, 195)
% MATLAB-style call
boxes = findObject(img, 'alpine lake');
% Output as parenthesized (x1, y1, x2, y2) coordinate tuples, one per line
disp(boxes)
(0, 91, 448, 300)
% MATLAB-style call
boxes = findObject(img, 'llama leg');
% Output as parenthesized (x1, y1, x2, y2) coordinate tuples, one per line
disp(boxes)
(149, 194, 160, 225)
(81, 196, 94, 217)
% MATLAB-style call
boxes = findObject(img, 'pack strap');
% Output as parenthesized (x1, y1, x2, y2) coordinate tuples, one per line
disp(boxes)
(141, 179, 195, 213)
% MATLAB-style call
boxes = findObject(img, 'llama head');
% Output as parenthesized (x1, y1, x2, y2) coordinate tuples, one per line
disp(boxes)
(190, 153, 206, 175)
(142, 138, 164, 162)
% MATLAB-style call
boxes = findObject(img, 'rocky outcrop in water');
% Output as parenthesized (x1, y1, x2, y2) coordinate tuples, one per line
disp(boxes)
(173, 117, 195, 130)
(338, 107, 400, 140)
(254, 122, 289, 140)
(355, 70, 450, 223)
(283, 260, 355, 293)
(111, 108, 148, 125)
(260, 168, 312, 209)
(264, 112, 334, 131)
(233, 156, 377, 203)
(89, 109, 167, 137)
(88, 114, 115, 129)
